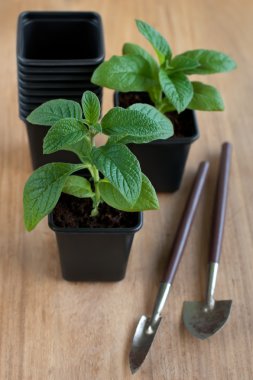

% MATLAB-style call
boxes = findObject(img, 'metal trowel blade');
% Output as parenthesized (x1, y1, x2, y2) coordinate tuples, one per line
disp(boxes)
(129, 315, 162, 374)
(183, 300, 232, 340)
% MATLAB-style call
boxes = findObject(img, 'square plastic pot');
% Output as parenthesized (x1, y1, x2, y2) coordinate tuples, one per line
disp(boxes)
(18, 79, 94, 90)
(19, 94, 80, 104)
(22, 91, 103, 168)
(114, 92, 199, 192)
(19, 86, 99, 97)
(17, 64, 98, 74)
(19, 89, 102, 104)
(19, 90, 103, 118)
(48, 212, 143, 282)
(17, 11, 105, 66)
(19, 91, 102, 114)
(18, 71, 94, 82)
(24, 121, 79, 167)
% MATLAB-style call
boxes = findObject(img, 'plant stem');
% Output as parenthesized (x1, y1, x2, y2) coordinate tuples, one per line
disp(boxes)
(85, 125, 101, 216)
(90, 165, 101, 217)
(157, 101, 175, 114)
(156, 103, 164, 113)
(86, 164, 100, 216)
(149, 89, 162, 109)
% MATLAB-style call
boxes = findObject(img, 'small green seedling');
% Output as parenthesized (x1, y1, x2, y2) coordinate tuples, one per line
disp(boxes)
(92, 19, 237, 114)
(23, 91, 174, 231)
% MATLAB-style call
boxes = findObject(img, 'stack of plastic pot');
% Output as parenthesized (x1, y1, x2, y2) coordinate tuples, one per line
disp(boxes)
(17, 11, 105, 169)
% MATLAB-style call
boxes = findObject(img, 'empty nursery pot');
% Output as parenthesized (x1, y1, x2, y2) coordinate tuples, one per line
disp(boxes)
(24, 121, 79, 168)
(18, 79, 95, 90)
(17, 11, 105, 66)
(19, 96, 80, 105)
(22, 92, 103, 169)
(19, 93, 90, 104)
(114, 92, 199, 192)
(17, 11, 105, 169)
(17, 64, 97, 74)
(48, 210, 143, 282)
(19, 90, 103, 114)
(18, 71, 97, 82)
(19, 87, 98, 97)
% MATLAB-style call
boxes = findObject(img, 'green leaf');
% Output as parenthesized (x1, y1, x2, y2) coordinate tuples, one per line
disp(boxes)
(159, 69, 193, 113)
(81, 91, 100, 125)
(23, 163, 85, 231)
(129, 103, 174, 136)
(60, 137, 92, 162)
(62, 176, 94, 198)
(91, 144, 141, 204)
(136, 19, 172, 64)
(91, 55, 157, 92)
(43, 118, 87, 154)
(170, 55, 200, 73)
(99, 174, 159, 211)
(176, 49, 237, 74)
(123, 42, 159, 77)
(90, 122, 102, 135)
(102, 105, 173, 144)
(27, 99, 82, 126)
(188, 81, 224, 111)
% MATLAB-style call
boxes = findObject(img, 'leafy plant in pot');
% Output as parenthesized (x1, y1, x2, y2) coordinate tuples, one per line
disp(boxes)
(23, 91, 173, 281)
(91, 19, 237, 192)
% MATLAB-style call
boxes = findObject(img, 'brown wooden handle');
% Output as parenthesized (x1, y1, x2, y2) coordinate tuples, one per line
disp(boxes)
(162, 161, 209, 284)
(209, 142, 232, 263)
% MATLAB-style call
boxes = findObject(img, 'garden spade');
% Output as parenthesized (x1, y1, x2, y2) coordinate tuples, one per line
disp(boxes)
(129, 161, 209, 374)
(183, 142, 232, 340)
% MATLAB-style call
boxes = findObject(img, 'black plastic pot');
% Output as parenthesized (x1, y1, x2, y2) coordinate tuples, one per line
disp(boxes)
(48, 212, 143, 281)
(19, 87, 98, 97)
(22, 90, 103, 168)
(17, 11, 105, 66)
(17, 11, 105, 169)
(19, 94, 80, 104)
(19, 101, 36, 111)
(19, 92, 102, 112)
(19, 91, 101, 104)
(17, 64, 97, 74)
(18, 79, 94, 89)
(19, 90, 103, 115)
(114, 92, 199, 192)
(24, 121, 79, 168)
(18, 71, 96, 82)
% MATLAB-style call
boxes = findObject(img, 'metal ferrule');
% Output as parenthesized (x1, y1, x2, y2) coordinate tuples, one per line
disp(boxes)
(205, 262, 219, 310)
(146, 283, 171, 334)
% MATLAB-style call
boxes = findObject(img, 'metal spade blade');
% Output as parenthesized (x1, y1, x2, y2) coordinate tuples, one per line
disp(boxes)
(183, 300, 232, 340)
(129, 161, 209, 374)
(183, 143, 233, 339)
(129, 315, 162, 374)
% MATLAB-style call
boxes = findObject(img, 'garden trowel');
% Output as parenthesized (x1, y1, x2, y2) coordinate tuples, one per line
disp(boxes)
(129, 161, 210, 374)
(183, 142, 232, 340)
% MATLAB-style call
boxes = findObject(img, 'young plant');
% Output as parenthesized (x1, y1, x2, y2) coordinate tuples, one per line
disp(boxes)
(91, 19, 237, 114)
(23, 91, 173, 231)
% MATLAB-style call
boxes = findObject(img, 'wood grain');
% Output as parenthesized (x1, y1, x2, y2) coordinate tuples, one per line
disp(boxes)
(0, 0, 253, 379)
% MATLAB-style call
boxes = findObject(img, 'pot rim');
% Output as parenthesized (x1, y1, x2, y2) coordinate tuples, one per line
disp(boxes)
(48, 211, 143, 234)
(17, 11, 105, 66)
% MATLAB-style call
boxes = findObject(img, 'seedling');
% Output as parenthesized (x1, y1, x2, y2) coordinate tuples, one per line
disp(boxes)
(23, 91, 173, 231)
(92, 19, 237, 114)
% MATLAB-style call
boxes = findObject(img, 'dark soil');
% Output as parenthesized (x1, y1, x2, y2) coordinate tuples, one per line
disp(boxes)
(53, 193, 138, 229)
(118, 92, 195, 138)
(118, 92, 153, 108)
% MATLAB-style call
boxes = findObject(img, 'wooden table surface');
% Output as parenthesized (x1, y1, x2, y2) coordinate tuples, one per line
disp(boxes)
(1, 0, 252, 379)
